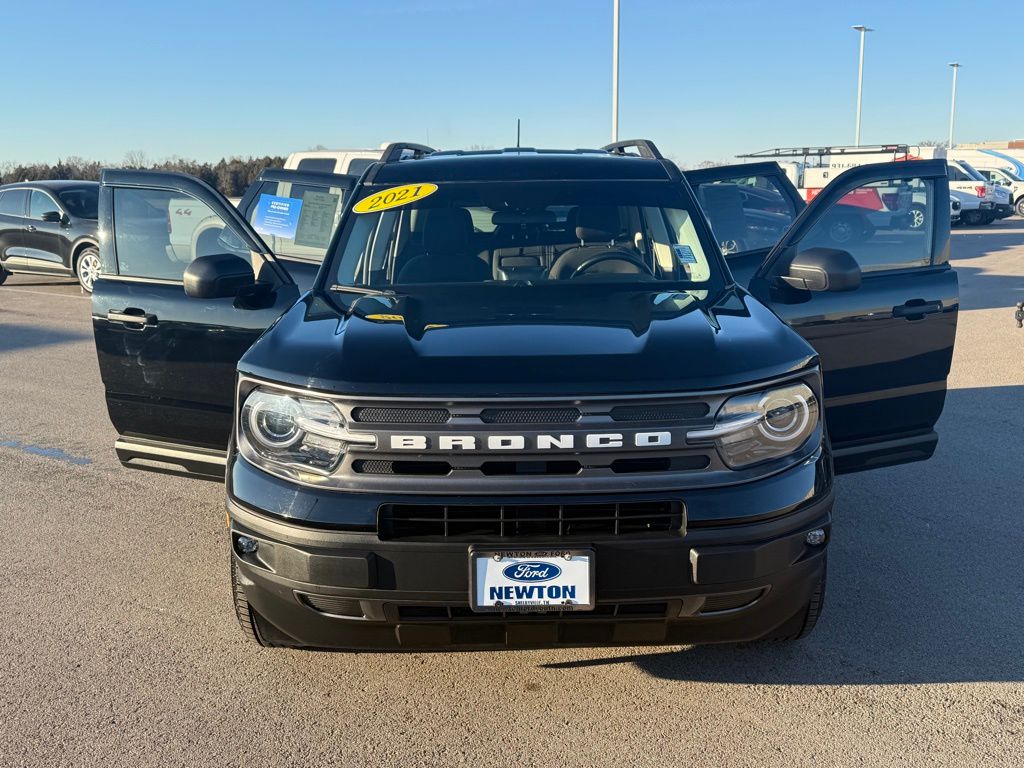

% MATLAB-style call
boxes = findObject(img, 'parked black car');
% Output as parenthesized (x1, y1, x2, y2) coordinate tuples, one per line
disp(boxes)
(88, 141, 957, 651)
(0, 181, 101, 291)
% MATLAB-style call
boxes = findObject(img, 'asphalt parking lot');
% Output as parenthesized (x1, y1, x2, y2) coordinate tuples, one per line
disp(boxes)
(1, 221, 1022, 767)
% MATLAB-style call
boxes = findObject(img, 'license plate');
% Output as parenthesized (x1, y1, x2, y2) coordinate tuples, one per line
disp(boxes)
(470, 548, 594, 612)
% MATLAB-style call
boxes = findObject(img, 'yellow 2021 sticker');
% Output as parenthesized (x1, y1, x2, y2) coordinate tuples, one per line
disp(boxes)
(353, 183, 438, 214)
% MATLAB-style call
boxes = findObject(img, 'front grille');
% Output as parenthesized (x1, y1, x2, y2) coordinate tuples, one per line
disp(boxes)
(350, 406, 450, 424)
(480, 407, 581, 424)
(353, 459, 452, 476)
(397, 602, 669, 621)
(378, 500, 683, 539)
(610, 403, 709, 421)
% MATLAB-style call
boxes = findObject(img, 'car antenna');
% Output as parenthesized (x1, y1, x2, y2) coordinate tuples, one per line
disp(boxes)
(516, 118, 521, 150)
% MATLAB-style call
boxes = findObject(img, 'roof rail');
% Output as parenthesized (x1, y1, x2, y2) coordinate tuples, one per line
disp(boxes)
(736, 144, 912, 159)
(601, 139, 664, 160)
(380, 142, 436, 163)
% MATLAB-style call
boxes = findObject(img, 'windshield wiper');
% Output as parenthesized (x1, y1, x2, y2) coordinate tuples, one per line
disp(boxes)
(328, 284, 397, 297)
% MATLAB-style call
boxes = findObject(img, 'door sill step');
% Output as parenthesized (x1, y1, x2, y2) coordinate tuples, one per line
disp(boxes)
(114, 437, 226, 481)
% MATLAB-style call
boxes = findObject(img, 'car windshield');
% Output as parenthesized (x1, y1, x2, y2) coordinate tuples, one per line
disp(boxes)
(330, 180, 722, 292)
(57, 186, 99, 219)
(998, 168, 1022, 182)
(957, 161, 987, 182)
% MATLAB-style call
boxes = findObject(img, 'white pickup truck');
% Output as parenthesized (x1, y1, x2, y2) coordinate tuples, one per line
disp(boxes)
(749, 145, 1000, 226)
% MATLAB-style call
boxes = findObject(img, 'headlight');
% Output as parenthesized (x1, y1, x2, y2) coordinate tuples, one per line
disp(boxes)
(238, 387, 369, 477)
(687, 382, 820, 469)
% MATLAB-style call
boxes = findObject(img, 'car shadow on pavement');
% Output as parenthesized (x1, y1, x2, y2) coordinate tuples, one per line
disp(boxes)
(0, 322, 91, 355)
(543, 385, 1024, 685)
(950, 219, 1024, 262)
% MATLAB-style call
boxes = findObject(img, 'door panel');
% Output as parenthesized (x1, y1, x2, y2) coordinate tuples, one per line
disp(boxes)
(92, 170, 299, 477)
(749, 159, 957, 474)
(0, 188, 29, 263)
(22, 190, 67, 268)
(236, 168, 356, 290)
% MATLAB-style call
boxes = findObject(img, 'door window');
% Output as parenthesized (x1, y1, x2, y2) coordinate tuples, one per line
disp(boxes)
(246, 181, 346, 263)
(345, 158, 375, 176)
(796, 177, 935, 273)
(0, 189, 28, 216)
(947, 165, 971, 182)
(112, 187, 252, 281)
(29, 190, 61, 220)
(296, 158, 337, 173)
(692, 173, 798, 257)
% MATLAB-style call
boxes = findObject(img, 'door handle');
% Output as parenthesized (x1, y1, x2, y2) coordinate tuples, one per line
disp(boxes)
(25, 225, 37, 232)
(107, 309, 158, 327)
(893, 299, 942, 320)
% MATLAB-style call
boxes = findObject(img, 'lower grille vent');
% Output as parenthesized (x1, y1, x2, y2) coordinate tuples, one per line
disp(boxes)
(699, 589, 765, 614)
(378, 500, 683, 539)
(300, 594, 364, 617)
(397, 602, 669, 621)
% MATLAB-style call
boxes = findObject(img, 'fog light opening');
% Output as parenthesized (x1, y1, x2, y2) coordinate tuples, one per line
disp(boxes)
(236, 535, 259, 555)
(805, 528, 826, 547)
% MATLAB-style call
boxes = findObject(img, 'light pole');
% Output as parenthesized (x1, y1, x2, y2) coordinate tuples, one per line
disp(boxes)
(852, 25, 873, 146)
(948, 62, 961, 149)
(611, 0, 620, 142)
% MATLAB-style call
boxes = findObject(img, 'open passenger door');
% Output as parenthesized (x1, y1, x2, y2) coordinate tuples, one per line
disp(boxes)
(729, 159, 958, 473)
(91, 170, 310, 479)
(235, 168, 356, 290)
(684, 161, 805, 287)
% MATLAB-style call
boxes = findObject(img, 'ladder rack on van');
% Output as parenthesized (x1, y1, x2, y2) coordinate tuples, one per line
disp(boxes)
(737, 144, 913, 160)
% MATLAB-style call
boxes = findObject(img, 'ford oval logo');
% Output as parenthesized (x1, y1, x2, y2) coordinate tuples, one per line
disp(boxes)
(502, 562, 561, 583)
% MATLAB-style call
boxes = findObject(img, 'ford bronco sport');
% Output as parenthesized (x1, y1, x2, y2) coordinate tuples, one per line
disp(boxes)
(90, 140, 957, 649)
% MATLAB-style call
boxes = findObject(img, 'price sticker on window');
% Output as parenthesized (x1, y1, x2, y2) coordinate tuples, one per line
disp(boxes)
(673, 244, 698, 264)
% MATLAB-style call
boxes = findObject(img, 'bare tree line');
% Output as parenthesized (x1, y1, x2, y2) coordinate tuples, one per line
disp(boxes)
(0, 151, 287, 197)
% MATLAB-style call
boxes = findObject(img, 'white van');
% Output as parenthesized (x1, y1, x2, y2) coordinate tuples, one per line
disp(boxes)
(283, 148, 384, 176)
(950, 149, 1024, 216)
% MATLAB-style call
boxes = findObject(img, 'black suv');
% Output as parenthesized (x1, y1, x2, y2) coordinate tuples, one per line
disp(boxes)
(88, 141, 957, 650)
(0, 181, 101, 291)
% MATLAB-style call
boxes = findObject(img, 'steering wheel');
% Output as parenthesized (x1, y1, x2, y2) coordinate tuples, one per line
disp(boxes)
(569, 250, 654, 279)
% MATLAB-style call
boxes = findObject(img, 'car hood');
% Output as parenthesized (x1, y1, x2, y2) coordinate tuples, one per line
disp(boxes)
(239, 287, 816, 397)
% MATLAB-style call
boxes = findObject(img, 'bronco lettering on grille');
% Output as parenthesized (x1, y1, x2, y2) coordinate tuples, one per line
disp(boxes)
(389, 432, 671, 451)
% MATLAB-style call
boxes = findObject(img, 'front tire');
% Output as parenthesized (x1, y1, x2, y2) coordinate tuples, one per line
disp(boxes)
(761, 557, 827, 642)
(0, 264, 8, 285)
(1015, 197, 1024, 217)
(230, 552, 294, 648)
(75, 247, 101, 293)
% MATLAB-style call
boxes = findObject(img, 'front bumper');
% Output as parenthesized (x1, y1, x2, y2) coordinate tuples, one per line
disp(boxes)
(228, 453, 833, 650)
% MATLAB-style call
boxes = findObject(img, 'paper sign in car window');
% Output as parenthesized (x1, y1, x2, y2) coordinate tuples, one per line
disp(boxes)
(253, 194, 303, 240)
(293, 191, 342, 248)
(353, 183, 438, 214)
(673, 244, 698, 264)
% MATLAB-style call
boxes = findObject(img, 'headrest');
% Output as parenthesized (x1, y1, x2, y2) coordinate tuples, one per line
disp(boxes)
(575, 205, 622, 242)
(423, 208, 473, 255)
(697, 183, 744, 211)
(491, 209, 556, 226)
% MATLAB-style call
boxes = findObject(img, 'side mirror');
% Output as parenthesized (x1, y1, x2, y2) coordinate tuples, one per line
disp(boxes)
(41, 210, 62, 223)
(183, 253, 254, 299)
(780, 247, 861, 292)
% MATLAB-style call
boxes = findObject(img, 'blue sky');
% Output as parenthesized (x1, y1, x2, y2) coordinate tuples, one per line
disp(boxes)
(1, 0, 1019, 167)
